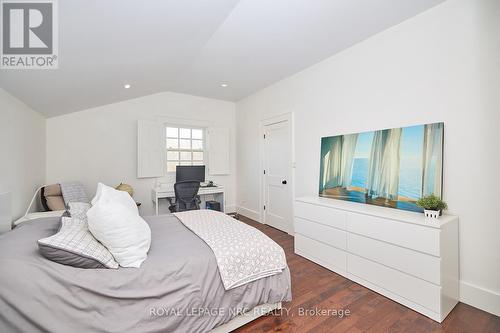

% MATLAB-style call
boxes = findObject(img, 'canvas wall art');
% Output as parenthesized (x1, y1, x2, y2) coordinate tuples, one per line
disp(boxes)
(319, 123, 444, 212)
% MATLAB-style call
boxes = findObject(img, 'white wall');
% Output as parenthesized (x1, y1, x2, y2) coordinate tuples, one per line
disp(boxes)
(236, 0, 500, 316)
(46, 91, 236, 215)
(0, 89, 46, 221)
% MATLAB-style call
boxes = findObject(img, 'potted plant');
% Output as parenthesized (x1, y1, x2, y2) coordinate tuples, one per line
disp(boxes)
(416, 195, 448, 219)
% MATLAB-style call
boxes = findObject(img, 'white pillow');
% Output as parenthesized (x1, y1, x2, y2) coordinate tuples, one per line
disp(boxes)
(90, 182, 105, 205)
(87, 183, 151, 268)
(92, 182, 138, 215)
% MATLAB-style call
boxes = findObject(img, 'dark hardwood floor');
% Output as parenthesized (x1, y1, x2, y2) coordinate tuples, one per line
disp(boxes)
(234, 216, 500, 333)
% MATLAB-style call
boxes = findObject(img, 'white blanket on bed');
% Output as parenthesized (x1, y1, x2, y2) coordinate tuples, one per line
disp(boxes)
(174, 210, 287, 290)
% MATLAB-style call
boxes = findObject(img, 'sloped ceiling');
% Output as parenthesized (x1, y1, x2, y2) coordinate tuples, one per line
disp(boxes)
(0, 0, 444, 117)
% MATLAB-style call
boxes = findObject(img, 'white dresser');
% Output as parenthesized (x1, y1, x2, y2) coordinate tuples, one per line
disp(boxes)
(294, 196, 459, 322)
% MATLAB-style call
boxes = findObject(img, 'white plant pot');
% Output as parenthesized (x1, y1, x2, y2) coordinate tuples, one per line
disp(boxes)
(424, 209, 440, 219)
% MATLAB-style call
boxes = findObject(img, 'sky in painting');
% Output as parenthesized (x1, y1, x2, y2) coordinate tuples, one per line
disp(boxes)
(398, 125, 424, 199)
(353, 131, 374, 159)
(400, 125, 424, 160)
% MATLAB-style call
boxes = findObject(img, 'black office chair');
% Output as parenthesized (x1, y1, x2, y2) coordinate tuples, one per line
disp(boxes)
(168, 181, 201, 213)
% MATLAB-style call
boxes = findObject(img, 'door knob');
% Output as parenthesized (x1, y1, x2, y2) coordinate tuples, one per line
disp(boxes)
(282, 180, 287, 185)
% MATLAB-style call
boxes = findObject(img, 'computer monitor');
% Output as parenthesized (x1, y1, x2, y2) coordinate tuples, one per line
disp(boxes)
(176, 165, 206, 183)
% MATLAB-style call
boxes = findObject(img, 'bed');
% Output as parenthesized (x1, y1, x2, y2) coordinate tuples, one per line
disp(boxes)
(0, 214, 291, 333)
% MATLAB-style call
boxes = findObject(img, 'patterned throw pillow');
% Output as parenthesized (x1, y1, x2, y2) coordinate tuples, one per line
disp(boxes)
(38, 215, 119, 269)
(67, 202, 91, 220)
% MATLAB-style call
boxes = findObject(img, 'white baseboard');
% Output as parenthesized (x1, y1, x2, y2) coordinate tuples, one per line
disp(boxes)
(460, 281, 500, 317)
(236, 206, 261, 222)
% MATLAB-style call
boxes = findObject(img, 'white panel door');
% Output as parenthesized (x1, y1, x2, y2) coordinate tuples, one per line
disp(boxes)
(263, 120, 292, 234)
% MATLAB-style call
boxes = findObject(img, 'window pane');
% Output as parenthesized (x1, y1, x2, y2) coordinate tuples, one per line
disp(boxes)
(167, 138, 178, 149)
(180, 128, 191, 139)
(166, 127, 178, 138)
(167, 151, 179, 161)
(167, 162, 178, 173)
(180, 151, 191, 161)
(192, 139, 203, 150)
(166, 126, 205, 173)
(180, 139, 191, 149)
(192, 129, 203, 139)
(193, 151, 204, 161)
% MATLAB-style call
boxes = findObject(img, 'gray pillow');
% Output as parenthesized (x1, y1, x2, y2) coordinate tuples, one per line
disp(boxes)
(38, 215, 119, 269)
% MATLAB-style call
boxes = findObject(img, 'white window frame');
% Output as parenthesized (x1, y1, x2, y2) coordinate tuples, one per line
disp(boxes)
(165, 124, 206, 174)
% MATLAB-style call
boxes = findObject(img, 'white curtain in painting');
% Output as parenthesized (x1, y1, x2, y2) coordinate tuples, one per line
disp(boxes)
(422, 123, 443, 196)
(367, 128, 402, 200)
(367, 131, 385, 198)
(322, 151, 330, 188)
(322, 136, 343, 188)
(340, 134, 358, 187)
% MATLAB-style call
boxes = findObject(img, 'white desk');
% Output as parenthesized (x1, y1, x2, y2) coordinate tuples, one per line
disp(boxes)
(151, 184, 225, 215)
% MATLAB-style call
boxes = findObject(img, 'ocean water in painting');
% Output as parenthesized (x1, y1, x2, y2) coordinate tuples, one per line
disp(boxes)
(351, 157, 422, 200)
(350, 158, 368, 189)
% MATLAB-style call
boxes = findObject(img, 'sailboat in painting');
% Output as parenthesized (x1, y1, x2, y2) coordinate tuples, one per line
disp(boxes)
(319, 123, 443, 213)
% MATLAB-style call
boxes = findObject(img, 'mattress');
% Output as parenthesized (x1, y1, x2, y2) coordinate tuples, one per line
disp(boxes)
(0, 214, 291, 333)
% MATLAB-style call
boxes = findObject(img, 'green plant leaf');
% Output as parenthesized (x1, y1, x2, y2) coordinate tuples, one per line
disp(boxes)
(416, 194, 448, 211)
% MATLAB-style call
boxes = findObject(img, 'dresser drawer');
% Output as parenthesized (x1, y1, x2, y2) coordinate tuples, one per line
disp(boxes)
(347, 212, 440, 256)
(295, 201, 346, 230)
(295, 217, 346, 250)
(295, 234, 347, 274)
(348, 254, 441, 312)
(347, 233, 441, 285)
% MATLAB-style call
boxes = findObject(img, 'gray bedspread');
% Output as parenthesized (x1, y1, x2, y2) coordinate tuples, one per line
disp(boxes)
(0, 215, 291, 333)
